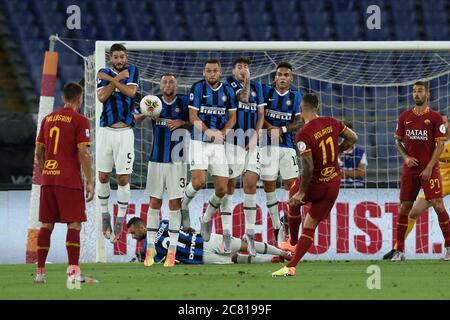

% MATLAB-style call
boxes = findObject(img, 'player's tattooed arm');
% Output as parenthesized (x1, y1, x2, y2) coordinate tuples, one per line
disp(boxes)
(286, 114, 304, 133)
(237, 70, 250, 104)
(395, 138, 418, 168)
(338, 127, 358, 153)
(34, 143, 45, 172)
(78, 144, 95, 202)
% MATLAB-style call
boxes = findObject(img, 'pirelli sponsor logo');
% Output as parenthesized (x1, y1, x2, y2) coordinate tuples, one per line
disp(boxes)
(155, 118, 171, 127)
(314, 126, 333, 140)
(238, 102, 257, 111)
(265, 109, 292, 121)
(43, 159, 60, 175)
(199, 106, 226, 115)
(45, 115, 72, 123)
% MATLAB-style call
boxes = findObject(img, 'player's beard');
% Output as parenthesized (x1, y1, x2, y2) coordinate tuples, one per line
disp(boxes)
(114, 63, 126, 72)
(414, 97, 426, 106)
(207, 79, 219, 87)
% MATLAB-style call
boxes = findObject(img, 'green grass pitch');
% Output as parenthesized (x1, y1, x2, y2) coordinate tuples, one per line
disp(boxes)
(1, 260, 449, 299)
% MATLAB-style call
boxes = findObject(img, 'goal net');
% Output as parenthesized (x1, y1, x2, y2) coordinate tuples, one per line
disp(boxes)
(79, 41, 450, 262)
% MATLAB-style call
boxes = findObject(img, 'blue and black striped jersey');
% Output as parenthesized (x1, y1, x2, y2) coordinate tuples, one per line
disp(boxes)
(189, 80, 237, 141)
(224, 76, 265, 146)
(149, 95, 189, 163)
(263, 84, 301, 148)
(96, 64, 139, 127)
(144, 220, 204, 265)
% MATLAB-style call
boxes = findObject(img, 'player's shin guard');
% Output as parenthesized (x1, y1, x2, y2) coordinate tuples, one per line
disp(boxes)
(117, 184, 130, 218)
(287, 227, 315, 268)
(395, 214, 409, 252)
(66, 228, 80, 266)
(182, 183, 198, 210)
(203, 193, 223, 223)
(168, 209, 181, 251)
(266, 191, 281, 243)
(221, 194, 233, 233)
(244, 193, 256, 234)
(37, 227, 52, 269)
(98, 182, 110, 214)
(254, 241, 282, 255)
(437, 210, 450, 247)
(147, 208, 160, 246)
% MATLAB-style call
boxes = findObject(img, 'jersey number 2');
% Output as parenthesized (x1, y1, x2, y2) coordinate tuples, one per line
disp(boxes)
(318, 136, 335, 165)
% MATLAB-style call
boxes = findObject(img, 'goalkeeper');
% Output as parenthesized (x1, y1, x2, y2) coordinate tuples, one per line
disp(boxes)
(127, 217, 292, 265)
(383, 114, 450, 261)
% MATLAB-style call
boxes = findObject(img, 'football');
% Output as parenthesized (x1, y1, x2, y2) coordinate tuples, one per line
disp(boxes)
(139, 95, 162, 118)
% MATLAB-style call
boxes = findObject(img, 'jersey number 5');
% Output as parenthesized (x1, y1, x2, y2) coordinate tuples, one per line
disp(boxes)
(318, 136, 335, 165)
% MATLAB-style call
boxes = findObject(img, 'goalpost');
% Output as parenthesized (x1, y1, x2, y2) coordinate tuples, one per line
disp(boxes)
(77, 40, 450, 263)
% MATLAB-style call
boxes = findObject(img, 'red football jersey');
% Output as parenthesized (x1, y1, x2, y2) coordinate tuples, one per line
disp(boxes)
(295, 117, 346, 184)
(395, 107, 446, 173)
(36, 107, 90, 190)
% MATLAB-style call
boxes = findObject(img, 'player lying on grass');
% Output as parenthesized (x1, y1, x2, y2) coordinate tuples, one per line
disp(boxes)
(384, 113, 450, 261)
(127, 217, 292, 265)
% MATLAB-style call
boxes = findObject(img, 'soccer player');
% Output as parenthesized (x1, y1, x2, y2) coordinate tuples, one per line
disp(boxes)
(127, 217, 292, 265)
(390, 82, 450, 261)
(96, 43, 139, 243)
(134, 73, 191, 267)
(261, 61, 303, 246)
(220, 57, 265, 255)
(272, 93, 357, 277)
(180, 59, 237, 242)
(34, 83, 94, 285)
(383, 114, 450, 261)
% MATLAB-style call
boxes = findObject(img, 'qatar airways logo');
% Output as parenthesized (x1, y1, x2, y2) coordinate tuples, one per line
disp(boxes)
(406, 129, 428, 141)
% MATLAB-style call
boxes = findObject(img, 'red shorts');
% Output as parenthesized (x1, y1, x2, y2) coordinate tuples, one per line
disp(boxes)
(39, 186, 86, 223)
(400, 167, 443, 201)
(289, 177, 340, 221)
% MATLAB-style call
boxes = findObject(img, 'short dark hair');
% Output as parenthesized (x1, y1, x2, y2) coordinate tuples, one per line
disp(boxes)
(414, 81, 429, 91)
(63, 82, 83, 102)
(161, 72, 177, 79)
(110, 43, 127, 54)
(276, 61, 293, 72)
(344, 121, 353, 130)
(302, 93, 319, 109)
(232, 57, 251, 68)
(127, 217, 144, 229)
(204, 58, 221, 68)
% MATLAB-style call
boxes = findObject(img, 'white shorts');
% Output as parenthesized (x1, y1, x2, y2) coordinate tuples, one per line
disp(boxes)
(189, 139, 229, 177)
(144, 162, 187, 200)
(202, 234, 242, 264)
(259, 145, 299, 181)
(97, 127, 134, 175)
(225, 144, 260, 179)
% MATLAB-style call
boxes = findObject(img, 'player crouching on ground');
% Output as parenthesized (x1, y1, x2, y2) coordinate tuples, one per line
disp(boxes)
(127, 217, 292, 265)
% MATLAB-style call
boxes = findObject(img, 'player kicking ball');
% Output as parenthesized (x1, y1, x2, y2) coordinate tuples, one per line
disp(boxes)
(272, 94, 357, 276)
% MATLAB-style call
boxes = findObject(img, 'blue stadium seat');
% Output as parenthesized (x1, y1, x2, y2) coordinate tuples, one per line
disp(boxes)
(244, 11, 271, 26)
(181, 0, 209, 14)
(242, 0, 268, 13)
(271, 0, 297, 12)
(276, 25, 304, 41)
(273, 11, 300, 27)
(211, 0, 238, 14)
(189, 26, 215, 41)
(392, 11, 417, 26)
(218, 26, 245, 41)
(330, 0, 357, 12)
(393, 24, 419, 40)
(303, 12, 329, 27)
(423, 10, 448, 26)
(305, 24, 332, 41)
(158, 25, 187, 41)
(215, 13, 241, 29)
(153, 0, 179, 13)
(420, 0, 446, 12)
(335, 24, 360, 40)
(299, 0, 326, 13)
(186, 12, 214, 27)
(358, 0, 388, 11)
(59, 65, 84, 84)
(334, 12, 359, 26)
(391, 0, 416, 12)
(424, 24, 449, 41)
(248, 25, 274, 41)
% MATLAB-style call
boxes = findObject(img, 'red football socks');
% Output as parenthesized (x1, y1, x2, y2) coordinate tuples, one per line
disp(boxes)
(437, 210, 450, 247)
(37, 227, 52, 269)
(287, 227, 315, 268)
(66, 228, 80, 266)
(396, 214, 409, 252)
